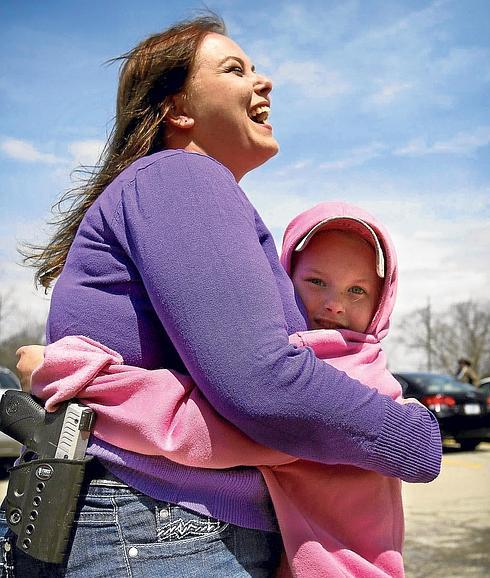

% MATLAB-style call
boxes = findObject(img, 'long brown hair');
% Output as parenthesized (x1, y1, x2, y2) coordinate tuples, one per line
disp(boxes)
(25, 14, 226, 289)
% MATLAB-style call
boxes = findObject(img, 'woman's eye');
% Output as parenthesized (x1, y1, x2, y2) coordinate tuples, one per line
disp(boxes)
(228, 65, 244, 75)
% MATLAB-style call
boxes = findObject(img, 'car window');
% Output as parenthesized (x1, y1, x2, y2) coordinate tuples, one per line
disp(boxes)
(479, 383, 490, 395)
(393, 375, 409, 394)
(0, 371, 21, 390)
(410, 374, 477, 394)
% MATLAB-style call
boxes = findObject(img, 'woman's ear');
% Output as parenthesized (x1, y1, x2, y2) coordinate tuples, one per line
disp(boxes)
(166, 94, 195, 130)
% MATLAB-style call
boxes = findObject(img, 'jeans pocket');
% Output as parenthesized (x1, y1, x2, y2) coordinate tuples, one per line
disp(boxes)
(0, 518, 15, 578)
(156, 504, 229, 544)
(0, 509, 12, 577)
(73, 493, 116, 525)
(113, 494, 229, 548)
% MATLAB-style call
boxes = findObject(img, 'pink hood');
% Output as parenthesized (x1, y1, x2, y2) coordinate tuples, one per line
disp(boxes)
(280, 200, 398, 340)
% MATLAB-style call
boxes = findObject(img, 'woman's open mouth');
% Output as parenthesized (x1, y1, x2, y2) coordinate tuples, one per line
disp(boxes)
(249, 105, 270, 124)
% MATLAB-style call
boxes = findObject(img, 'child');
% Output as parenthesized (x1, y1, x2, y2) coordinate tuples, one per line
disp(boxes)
(26, 201, 415, 577)
(267, 200, 405, 576)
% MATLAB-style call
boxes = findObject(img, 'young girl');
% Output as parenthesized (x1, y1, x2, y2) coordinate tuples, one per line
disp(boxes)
(21, 201, 428, 577)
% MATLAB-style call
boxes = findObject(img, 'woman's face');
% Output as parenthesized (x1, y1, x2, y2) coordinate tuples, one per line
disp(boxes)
(182, 33, 278, 180)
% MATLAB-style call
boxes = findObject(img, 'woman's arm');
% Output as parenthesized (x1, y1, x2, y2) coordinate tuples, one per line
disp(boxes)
(113, 152, 440, 482)
(25, 336, 292, 469)
(18, 342, 290, 469)
(18, 337, 430, 472)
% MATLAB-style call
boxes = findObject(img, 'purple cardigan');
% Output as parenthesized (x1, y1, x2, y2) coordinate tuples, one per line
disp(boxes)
(47, 150, 441, 531)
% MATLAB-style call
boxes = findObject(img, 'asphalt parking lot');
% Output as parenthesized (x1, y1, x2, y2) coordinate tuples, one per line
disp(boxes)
(403, 441, 490, 577)
(0, 443, 489, 576)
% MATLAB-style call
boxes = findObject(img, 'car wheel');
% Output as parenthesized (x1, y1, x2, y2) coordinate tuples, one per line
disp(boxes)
(457, 439, 480, 451)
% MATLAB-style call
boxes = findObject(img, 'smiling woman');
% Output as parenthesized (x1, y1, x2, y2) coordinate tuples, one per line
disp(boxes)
(169, 33, 278, 181)
(7, 11, 441, 578)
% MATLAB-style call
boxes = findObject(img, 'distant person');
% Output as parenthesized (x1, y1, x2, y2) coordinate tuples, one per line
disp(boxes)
(10, 13, 441, 577)
(22, 201, 423, 577)
(455, 358, 479, 386)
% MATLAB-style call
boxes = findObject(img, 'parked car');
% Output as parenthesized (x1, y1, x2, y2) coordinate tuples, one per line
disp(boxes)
(394, 372, 490, 451)
(0, 367, 22, 476)
(478, 376, 490, 396)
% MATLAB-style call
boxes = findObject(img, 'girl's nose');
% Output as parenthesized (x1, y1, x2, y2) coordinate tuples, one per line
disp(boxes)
(323, 289, 345, 314)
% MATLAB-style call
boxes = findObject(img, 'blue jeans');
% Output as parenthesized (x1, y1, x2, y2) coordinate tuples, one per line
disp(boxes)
(0, 477, 282, 577)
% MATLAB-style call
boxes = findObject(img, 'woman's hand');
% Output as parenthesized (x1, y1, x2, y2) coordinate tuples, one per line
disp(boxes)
(16, 345, 46, 392)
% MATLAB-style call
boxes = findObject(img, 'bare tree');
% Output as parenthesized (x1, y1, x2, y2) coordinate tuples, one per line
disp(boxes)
(0, 287, 46, 373)
(0, 289, 19, 343)
(398, 300, 490, 378)
(451, 301, 490, 374)
(0, 323, 46, 373)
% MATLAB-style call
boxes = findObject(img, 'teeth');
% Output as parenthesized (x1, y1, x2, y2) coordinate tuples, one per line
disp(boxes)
(250, 105, 270, 123)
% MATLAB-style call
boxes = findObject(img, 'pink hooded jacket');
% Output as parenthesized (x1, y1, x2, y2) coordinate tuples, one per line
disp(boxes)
(32, 201, 404, 577)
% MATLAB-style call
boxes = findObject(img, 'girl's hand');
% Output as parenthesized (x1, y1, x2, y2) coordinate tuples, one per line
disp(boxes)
(16, 345, 46, 392)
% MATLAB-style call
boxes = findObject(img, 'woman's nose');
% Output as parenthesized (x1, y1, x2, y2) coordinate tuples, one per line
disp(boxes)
(254, 72, 272, 97)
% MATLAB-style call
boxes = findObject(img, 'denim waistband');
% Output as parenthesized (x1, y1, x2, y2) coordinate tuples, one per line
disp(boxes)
(82, 458, 132, 494)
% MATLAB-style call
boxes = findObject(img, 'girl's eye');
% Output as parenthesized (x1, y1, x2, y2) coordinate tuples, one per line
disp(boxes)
(309, 278, 326, 287)
(349, 286, 366, 296)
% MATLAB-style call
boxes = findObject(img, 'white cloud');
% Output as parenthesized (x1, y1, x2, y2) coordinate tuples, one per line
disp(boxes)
(335, 0, 484, 115)
(432, 127, 490, 155)
(394, 138, 431, 157)
(1, 214, 49, 261)
(368, 200, 490, 317)
(289, 159, 313, 171)
(369, 82, 414, 105)
(1, 137, 105, 169)
(384, 205, 490, 371)
(0, 270, 50, 339)
(360, 0, 451, 43)
(268, 0, 359, 43)
(272, 61, 351, 99)
(3, 166, 489, 372)
(245, 168, 490, 330)
(68, 139, 105, 166)
(319, 142, 386, 171)
(1, 138, 62, 164)
(247, 188, 312, 233)
(248, 0, 485, 126)
(433, 46, 490, 77)
(0, 218, 52, 336)
(395, 126, 490, 157)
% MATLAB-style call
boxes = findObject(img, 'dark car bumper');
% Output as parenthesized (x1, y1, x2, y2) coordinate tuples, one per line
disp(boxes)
(438, 414, 490, 441)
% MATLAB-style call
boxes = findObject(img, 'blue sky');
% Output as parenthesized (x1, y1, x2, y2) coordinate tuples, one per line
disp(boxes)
(1, 0, 489, 368)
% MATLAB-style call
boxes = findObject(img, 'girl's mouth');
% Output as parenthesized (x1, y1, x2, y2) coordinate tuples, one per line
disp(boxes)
(314, 319, 347, 330)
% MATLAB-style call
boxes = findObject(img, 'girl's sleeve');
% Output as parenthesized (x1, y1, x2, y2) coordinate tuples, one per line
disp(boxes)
(116, 152, 441, 483)
(31, 336, 292, 469)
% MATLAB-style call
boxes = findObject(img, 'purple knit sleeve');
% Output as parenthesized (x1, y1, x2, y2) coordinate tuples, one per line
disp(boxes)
(117, 151, 441, 483)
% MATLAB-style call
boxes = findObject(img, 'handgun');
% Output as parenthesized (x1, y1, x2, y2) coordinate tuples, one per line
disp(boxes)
(0, 390, 96, 564)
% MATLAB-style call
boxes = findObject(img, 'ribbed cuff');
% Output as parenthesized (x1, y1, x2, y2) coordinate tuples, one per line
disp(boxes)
(364, 397, 442, 483)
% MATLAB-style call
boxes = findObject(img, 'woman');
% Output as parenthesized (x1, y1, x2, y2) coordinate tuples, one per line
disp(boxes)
(4, 14, 441, 577)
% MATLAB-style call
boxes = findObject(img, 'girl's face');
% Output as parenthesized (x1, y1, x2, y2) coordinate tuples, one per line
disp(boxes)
(181, 33, 278, 181)
(291, 230, 383, 333)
